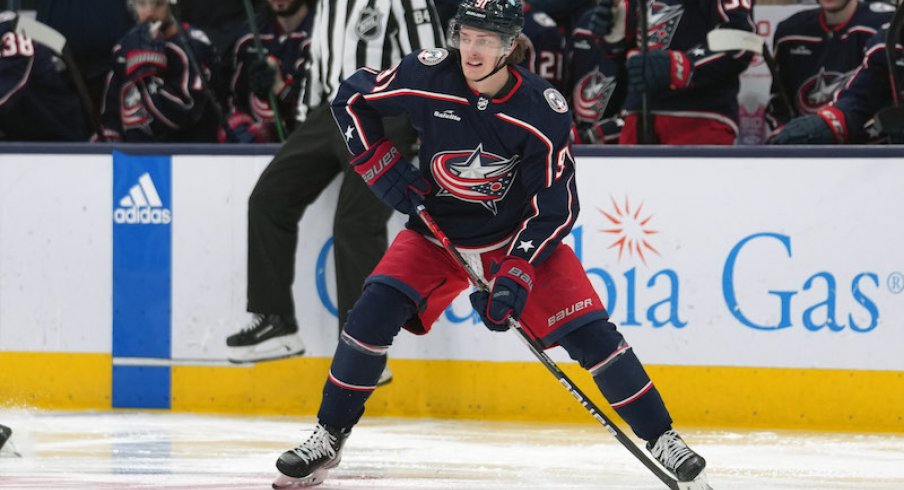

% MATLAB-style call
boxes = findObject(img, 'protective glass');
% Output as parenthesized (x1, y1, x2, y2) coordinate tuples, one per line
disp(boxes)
(447, 21, 512, 55)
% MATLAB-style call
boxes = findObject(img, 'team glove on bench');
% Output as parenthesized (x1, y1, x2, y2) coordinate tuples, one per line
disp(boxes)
(469, 256, 534, 332)
(583, 1, 614, 38)
(626, 49, 692, 95)
(351, 138, 431, 215)
(769, 107, 846, 144)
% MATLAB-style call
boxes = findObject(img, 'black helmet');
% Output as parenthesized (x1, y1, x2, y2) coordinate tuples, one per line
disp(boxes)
(448, 0, 524, 48)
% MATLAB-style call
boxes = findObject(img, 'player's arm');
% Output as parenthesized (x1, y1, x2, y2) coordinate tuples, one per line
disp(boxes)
(834, 33, 897, 142)
(95, 68, 124, 142)
(470, 99, 579, 332)
(507, 106, 579, 267)
(331, 53, 431, 215)
(136, 36, 214, 132)
(680, 0, 756, 89)
(0, 29, 35, 113)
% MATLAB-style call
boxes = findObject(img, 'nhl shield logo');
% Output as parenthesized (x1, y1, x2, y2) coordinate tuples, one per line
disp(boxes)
(418, 48, 449, 66)
(544, 88, 569, 114)
(356, 7, 384, 41)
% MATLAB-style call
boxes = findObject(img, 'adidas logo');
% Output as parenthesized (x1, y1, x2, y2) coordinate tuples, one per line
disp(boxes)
(113, 172, 172, 225)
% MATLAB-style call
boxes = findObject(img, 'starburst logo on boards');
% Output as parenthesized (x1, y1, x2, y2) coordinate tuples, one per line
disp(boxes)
(598, 195, 660, 266)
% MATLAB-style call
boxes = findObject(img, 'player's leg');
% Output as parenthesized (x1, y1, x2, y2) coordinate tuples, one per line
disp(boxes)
(273, 283, 415, 488)
(273, 230, 469, 488)
(228, 105, 343, 363)
(332, 116, 418, 386)
(557, 322, 707, 482)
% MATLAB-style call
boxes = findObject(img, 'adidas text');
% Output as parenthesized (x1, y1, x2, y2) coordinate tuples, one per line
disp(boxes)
(114, 207, 172, 224)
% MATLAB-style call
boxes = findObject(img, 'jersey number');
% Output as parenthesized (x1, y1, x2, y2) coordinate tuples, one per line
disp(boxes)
(1, 32, 34, 57)
(537, 51, 563, 83)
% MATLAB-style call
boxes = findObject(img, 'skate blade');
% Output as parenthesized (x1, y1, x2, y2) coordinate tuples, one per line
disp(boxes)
(272, 468, 329, 488)
(228, 336, 306, 364)
(676, 471, 712, 490)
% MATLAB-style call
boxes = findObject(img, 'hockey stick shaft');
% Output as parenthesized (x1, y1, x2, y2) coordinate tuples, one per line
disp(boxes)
(413, 204, 679, 490)
(637, 0, 655, 144)
(241, 0, 287, 142)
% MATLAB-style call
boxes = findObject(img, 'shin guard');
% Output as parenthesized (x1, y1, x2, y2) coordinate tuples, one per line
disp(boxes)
(558, 321, 672, 441)
(318, 284, 415, 429)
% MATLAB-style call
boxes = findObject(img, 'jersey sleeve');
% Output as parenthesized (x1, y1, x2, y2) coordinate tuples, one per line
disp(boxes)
(0, 29, 34, 113)
(765, 20, 795, 129)
(331, 51, 425, 156)
(683, 0, 756, 89)
(833, 32, 897, 142)
(504, 102, 580, 266)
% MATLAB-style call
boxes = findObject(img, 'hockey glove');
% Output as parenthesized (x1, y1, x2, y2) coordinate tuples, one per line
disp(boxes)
(351, 138, 431, 215)
(582, 1, 614, 38)
(248, 57, 281, 99)
(626, 50, 692, 96)
(769, 108, 846, 145)
(469, 256, 534, 332)
(217, 112, 272, 144)
(123, 23, 167, 81)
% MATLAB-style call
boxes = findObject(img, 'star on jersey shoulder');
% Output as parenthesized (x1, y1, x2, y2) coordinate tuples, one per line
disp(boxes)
(516, 240, 535, 253)
(344, 125, 355, 142)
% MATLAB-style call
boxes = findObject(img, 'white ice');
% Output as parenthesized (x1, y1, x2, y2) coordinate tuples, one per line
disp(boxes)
(0, 411, 903, 489)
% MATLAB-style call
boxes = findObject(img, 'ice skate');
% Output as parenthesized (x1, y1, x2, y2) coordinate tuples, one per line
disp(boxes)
(0, 424, 11, 452)
(647, 429, 707, 483)
(0, 424, 20, 457)
(272, 423, 351, 488)
(226, 313, 306, 363)
(377, 365, 393, 387)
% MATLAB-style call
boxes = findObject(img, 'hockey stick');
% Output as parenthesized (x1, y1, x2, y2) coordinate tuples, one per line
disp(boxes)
(414, 203, 698, 490)
(240, 0, 287, 142)
(707, 28, 796, 118)
(13, 15, 106, 141)
(637, 0, 655, 144)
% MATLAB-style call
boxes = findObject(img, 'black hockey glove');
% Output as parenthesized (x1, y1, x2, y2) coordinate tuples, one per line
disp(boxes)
(351, 138, 431, 215)
(626, 50, 692, 96)
(469, 256, 534, 332)
(582, 1, 614, 38)
(769, 109, 845, 145)
(122, 23, 167, 81)
(248, 58, 277, 99)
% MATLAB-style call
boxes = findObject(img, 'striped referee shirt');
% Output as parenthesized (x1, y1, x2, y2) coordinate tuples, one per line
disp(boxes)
(298, 0, 445, 121)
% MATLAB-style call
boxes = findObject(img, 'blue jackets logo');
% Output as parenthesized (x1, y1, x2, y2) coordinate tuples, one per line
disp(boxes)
(113, 172, 172, 224)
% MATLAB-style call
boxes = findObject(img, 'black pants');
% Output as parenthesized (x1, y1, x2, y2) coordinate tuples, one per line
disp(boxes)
(247, 105, 414, 329)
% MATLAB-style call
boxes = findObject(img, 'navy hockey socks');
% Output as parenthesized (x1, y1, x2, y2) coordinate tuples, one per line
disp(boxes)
(558, 321, 672, 441)
(318, 284, 416, 429)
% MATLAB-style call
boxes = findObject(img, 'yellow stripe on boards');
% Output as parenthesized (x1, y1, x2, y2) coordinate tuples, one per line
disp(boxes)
(0, 352, 111, 410)
(2, 352, 900, 433)
(171, 358, 904, 433)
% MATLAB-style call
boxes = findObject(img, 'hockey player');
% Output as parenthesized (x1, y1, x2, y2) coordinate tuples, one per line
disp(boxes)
(0, 11, 88, 141)
(568, 2, 626, 144)
(766, 0, 893, 133)
(771, 24, 904, 144)
(615, 0, 757, 144)
(518, 4, 567, 93)
(222, 0, 314, 143)
(96, 0, 221, 142)
(271, 0, 708, 487)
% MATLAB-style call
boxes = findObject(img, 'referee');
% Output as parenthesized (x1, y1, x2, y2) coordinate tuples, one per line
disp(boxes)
(226, 0, 445, 374)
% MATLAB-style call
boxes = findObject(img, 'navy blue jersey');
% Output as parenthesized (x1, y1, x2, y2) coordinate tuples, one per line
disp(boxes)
(228, 9, 314, 135)
(99, 23, 221, 142)
(332, 49, 578, 266)
(0, 12, 87, 141)
(832, 27, 903, 142)
(767, 2, 893, 129)
(518, 8, 567, 93)
(620, 0, 756, 131)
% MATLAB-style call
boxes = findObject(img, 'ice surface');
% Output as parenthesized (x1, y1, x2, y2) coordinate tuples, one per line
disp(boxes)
(0, 411, 902, 489)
